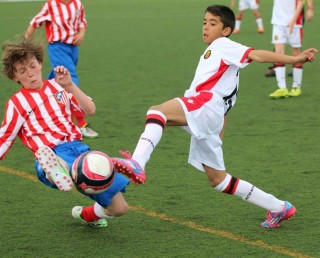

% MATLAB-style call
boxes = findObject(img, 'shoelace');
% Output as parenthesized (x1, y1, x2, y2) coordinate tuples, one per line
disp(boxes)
(119, 150, 132, 159)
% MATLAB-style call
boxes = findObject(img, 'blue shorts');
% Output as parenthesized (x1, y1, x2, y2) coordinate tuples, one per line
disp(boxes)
(47, 42, 79, 86)
(34, 141, 130, 208)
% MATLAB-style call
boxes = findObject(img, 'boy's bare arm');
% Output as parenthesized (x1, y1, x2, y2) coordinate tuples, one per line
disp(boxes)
(54, 66, 96, 116)
(24, 25, 36, 39)
(248, 48, 318, 65)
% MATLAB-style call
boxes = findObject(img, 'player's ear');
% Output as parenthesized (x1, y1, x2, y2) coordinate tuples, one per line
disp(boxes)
(222, 27, 232, 37)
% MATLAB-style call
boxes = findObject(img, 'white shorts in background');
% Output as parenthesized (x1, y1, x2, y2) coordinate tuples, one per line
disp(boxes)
(238, 0, 259, 11)
(272, 25, 303, 48)
(176, 92, 226, 172)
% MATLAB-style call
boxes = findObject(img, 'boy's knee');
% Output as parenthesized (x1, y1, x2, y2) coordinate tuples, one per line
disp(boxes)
(107, 202, 129, 217)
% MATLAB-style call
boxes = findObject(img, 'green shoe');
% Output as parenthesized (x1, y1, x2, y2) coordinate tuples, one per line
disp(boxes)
(269, 88, 289, 99)
(72, 206, 108, 228)
(288, 88, 301, 97)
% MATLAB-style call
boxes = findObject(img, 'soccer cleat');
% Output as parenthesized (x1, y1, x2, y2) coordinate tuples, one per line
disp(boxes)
(288, 88, 301, 97)
(233, 29, 240, 34)
(258, 27, 265, 33)
(80, 125, 99, 138)
(112, 150, 146, 184)
(269, 88, 289, 99)
(35, 145, 74, 192)
(265, 67, 276, 77)
(72, 206, 108, 228)
(260, 201, 296, 228)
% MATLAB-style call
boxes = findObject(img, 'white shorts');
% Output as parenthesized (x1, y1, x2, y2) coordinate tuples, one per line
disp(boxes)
(272, 25, 303, 48)
(238, 0, 259, 11)
(176, 91, 226, 172)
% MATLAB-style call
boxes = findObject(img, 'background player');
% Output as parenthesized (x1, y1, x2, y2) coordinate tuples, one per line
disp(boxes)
(25, 0, 98, 137)
(265, 0, 314, 80)
(230, 0, 264, 34)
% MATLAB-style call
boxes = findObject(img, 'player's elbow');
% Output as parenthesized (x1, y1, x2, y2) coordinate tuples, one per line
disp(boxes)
(84, 105, 96, 116)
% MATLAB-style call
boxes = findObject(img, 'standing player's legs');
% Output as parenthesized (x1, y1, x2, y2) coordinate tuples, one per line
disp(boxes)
(288, 27, 303, 97)
(47, 43, 98, 138)
(249, 0, 264, 33)
(251, 9, 264, 33)
(269, 25, 289, 99)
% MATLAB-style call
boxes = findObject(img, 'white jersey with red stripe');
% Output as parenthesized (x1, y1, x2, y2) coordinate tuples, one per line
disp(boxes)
(184, 37, 252, 114)
(30, 0, 87, 44)
(0, 79, 83, 160)
(271, 0, 303, 27)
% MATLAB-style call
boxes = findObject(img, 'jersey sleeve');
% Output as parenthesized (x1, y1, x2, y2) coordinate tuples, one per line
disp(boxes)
(79, 5, 87, 29)
(0, 100, 25, 160)
(217, 38, 253, 68)
(30, 2, 50, 28)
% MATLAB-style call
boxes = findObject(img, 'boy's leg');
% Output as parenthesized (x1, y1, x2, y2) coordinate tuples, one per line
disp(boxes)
(289, 46, 303, 97)
(269, 43, 289, 98)
(112, 110, 166, 184)
(112, 98, 186, 184)
(35, 145, 74, 192)
(205, 166, 296, 228)
(72, 176, 129, 227)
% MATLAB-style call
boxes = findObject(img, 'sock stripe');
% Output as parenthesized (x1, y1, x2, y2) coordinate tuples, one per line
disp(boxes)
(293, 64, 303, 69)
(146, 114, 166, 129)
(223, 176, 239, 195)
(275, 63, 285, 67)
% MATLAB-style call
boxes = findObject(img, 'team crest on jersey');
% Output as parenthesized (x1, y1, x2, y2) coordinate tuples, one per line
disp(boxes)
(55, 91, 68, 105)
(274, 35, 279, 41)
(204, 50, 211, 59)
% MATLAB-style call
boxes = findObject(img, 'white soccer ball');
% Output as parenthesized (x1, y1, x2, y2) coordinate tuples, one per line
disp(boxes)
(71, 151, 115, 194)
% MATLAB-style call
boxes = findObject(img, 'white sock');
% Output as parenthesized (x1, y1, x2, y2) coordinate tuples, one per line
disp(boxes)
(235, 19, 241, 30)
(214, 174, 285, 211)
(292, 67, 303, 88)
(94, 202, 114, 219)
(275, 66, 287, 89)
(256, 17, 263, 28)
(132, 110, 166, 168)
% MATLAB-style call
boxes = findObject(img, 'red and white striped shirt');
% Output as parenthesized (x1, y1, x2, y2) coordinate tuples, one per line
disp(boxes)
(30, 0, 87, 44)
(0, 79, 83, 160)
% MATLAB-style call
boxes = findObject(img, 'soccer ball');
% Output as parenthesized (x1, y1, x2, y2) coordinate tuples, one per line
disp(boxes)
(71, 151, 115, 195)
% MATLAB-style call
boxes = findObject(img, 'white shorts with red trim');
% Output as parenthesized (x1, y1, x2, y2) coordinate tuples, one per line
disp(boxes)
(176, 91, 226, 171)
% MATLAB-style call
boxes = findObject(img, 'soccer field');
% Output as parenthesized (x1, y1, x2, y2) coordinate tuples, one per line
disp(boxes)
(0, 0, 320, 257)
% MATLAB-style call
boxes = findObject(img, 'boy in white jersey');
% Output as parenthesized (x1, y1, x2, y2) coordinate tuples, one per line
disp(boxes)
(112, 5, 317, 228)
(25, 0, 99, 138)
(230, 0, 264, 34)
(1, 36, 131, 228)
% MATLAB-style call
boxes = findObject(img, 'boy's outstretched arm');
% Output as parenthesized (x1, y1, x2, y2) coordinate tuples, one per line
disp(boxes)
(24, 25, 36, 39)
(248, 48, 318, 65)
(54, 66, 96, 116)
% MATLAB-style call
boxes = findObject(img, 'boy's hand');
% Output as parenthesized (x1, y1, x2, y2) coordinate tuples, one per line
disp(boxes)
(298, 48, 318, 63)
(54, 66, 73, 89)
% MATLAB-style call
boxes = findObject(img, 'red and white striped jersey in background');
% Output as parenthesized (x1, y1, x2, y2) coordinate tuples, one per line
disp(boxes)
(0, 79, 83, 160)
(30, 0, 87, 44)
